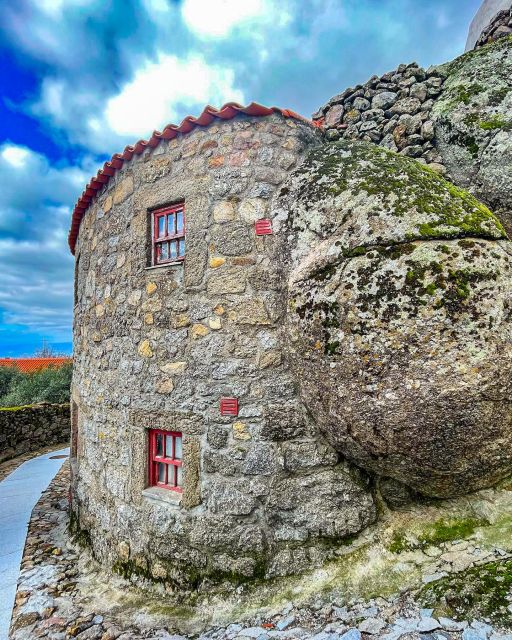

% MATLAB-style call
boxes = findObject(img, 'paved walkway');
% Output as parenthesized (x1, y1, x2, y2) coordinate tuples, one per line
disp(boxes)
(0, 447, 69, 640)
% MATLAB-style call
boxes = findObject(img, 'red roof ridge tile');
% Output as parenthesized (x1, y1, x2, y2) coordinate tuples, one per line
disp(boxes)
(68, 102, 314, 254)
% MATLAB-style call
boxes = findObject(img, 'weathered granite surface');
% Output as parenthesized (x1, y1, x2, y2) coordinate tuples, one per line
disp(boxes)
(313, 61, 447, 174)
(432, 36, 512, 235)
(466, 0, 512, 50)
(71, 36, 512, 590)
(314, 37, 512, 237)
(276, 139, 512, 498)
(474, 7, 512, 48)
(0, 404, 70, 464)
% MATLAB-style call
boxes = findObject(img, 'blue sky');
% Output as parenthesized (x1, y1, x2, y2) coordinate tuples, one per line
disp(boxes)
(0, 0, 481, 356)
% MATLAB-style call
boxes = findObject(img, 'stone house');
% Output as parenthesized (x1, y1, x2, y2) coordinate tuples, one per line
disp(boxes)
(69, 15, 512, 590)
(69, 103, 378, 589)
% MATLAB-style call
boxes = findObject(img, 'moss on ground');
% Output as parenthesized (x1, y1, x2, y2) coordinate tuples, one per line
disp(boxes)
(447, 83, 485, 107)
(478, 115, 512, 131)
(488, 86, 512, 106)
(388, 517, 488, 553)
(419, 559, 512, 624)
(0, 405, 38, 411)
(0, 403, 70, 411)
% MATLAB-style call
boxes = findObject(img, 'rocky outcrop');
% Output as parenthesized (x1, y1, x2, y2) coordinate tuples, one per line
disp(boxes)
(313, 62, 447, 173)
(474, 7, 512, 48)
(0, 403, 70, 463)
(276, 139, 512, 498)
(466, 0, 512, 50)
(431, 36, 512, 235)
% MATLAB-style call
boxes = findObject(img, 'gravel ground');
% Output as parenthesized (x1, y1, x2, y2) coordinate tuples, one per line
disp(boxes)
(8, 465, 512, 640)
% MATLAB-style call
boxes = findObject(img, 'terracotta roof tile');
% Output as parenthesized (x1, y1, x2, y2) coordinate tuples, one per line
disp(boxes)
(68, 102, 314, 254)
(0, 358, 72, 374)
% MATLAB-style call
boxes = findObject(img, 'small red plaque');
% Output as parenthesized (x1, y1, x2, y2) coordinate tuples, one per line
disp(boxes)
(220, 397, 239, 416)
(255, 219, 273, 236)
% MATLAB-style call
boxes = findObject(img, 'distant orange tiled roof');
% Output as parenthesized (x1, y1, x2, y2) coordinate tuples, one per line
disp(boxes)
(0, 358, 72, 374)
(68, 101, 313, 255)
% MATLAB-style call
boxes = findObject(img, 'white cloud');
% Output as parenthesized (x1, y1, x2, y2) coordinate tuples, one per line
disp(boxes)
(0, 143, 86, 341)
(181, 0, 266, 38)
(4, 0, 293, 153)
(1, 145, 31, 169)
(30, 50, 245, 151)
(1, 0, 105, 71)
(105, 53, 245, 137)
(436, 10, 450, 30)
(39, 0, 91, 16)
(143, 0, 170, 15)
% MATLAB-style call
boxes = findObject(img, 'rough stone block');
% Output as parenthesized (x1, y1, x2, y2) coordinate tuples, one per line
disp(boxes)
(113, 176, 134, 205)
(207, 267, 247, 294)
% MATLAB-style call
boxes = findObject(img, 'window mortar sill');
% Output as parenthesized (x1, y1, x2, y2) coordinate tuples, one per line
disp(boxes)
(142, 486, 182, 507)
(145, 262, 183, 271)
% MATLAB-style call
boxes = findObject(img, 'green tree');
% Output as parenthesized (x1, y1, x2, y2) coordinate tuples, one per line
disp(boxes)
(0, 363, 72, 407)
(0, 366, 21, 400)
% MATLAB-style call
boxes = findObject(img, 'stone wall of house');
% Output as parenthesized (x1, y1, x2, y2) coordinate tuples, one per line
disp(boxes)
(0, 403, 70, 463)
(71, 112, 377, 591)
(313, 62, 447, 174)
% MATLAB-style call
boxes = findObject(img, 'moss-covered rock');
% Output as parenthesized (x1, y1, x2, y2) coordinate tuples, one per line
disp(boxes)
(275, 139, 512, 498)
(432, 36, 512, 234)
(419, 559, 512, 624)
(290, 140, 505, 246)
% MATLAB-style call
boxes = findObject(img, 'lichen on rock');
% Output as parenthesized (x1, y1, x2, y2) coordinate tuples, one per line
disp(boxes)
(287, 140, 505, 253)
(432, 36, 512, 234)
(276, 138, 512, 498)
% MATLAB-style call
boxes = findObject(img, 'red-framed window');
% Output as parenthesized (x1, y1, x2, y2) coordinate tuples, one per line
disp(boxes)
(153, 203, 185, 265)
(148, 429, 183, 492)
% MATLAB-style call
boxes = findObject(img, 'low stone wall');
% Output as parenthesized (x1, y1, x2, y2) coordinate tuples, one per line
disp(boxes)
(313, 62, 447, 174)
(0, 403, 70, 463)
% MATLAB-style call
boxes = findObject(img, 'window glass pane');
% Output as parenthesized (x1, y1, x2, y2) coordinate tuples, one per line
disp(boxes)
(165, 434, 173, 458)
(158, 216, 165, 238)
(167, 213, 175, 235)
(160, 242, 169, 261)
(177, 465, 183, 488)
(167, 464, 176, 487)
(158, 462, 165, 483)
(174, 436, 182, 460)
(170, 241, 177, 260)
(156, 433, 163, 457)
(176, 211, 184, 233)
(178, 239, 185, 257)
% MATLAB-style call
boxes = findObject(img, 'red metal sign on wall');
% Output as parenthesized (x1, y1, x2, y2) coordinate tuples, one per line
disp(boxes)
(220, 397, 239, 416)
(255, 219, 273, 236)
